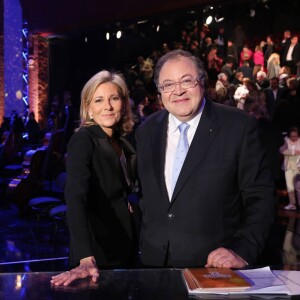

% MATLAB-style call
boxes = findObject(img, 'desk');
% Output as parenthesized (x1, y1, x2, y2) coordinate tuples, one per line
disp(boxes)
(1, 268, 299, 300)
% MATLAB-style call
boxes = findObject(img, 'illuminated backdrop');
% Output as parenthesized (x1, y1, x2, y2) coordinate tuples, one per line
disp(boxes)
(4, 0, 23, 117)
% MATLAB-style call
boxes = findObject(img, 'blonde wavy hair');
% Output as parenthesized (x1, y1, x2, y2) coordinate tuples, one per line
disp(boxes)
(267, 53, 280, 66)
(79, 70, 134, 135)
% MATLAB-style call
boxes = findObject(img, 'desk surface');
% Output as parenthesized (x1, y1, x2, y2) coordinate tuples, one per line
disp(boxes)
(1, 268, 299, 300)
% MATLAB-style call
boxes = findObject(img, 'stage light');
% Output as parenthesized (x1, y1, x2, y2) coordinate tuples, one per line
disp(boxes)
(116, 30, 122, 39)
(156, 25, 160, 32)
(215, 15, 224, 22)
(106, 32, 110, 40)
(205, 15, 213, 25)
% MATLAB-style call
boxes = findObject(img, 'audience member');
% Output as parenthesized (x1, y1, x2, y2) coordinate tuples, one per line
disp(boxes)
(237, 60, 253, 80)
(256, 71, 270, 90)
(223, 84, 237, 107)
(206, 45, 223, 83)
(239, 45, 253, 67)
(280, 126, 300, 210)
(234, 81, 249, 109)
(25, 112, 43, 146)
(280, 30, 292, 64)
(263, 35, 276, 68)
(286, 77, 300, 128)
(267, 53, 281, 79)
(253, 64, 263, 79)
(264, 77, 286, 121)
(220, 57, 235, 82)
(226, 39, 238, 68)
(282, 35, 300, 75)
(253, 45, 265, 67)
(215, 73, 229, 103)
(232, 71, 244, 87)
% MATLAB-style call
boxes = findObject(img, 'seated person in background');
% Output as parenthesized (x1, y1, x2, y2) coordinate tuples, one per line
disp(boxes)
(25, 112, 43, 145)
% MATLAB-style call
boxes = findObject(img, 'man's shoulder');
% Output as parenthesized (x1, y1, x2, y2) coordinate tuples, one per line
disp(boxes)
(209, 101, 253, 126)
(138, 109, 168, 130)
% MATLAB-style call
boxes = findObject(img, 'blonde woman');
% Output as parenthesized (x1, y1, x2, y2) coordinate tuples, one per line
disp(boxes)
(51, 70, 137, 285)
(267, 53, 281, 79)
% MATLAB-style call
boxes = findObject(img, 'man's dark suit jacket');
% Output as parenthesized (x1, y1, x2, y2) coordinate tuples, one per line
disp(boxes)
(65, 125, 136, 267)
(282, 43, 300, 66)
(136, 99, 275, 268)
(263, 86, 286, 121)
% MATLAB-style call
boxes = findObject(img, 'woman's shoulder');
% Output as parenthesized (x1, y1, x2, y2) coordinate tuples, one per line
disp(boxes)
(69, 125, 104, 145)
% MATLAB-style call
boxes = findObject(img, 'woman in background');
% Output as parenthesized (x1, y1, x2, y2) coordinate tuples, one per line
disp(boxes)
(267, 53, 281, 79)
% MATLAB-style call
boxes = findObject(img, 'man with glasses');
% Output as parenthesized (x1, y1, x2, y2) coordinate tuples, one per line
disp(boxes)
(136, 49, 275, 268)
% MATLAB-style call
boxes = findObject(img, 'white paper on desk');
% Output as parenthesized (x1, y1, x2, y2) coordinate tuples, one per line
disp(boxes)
(238, 267, 290, 294)
(272, 270, 300, 295)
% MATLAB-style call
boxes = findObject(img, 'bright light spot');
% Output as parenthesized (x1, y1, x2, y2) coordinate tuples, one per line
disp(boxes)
(16, 90, 23, 100)
(206, 16, 213, 25)
(116, 30, 122, 39)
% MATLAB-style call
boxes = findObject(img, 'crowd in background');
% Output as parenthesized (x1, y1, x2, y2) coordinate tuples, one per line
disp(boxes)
(123, 24, 300, 131)
(1, 22, 300, 210)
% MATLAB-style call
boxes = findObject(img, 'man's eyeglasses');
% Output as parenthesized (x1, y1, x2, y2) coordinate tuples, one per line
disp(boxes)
(157, 77, 200, 93)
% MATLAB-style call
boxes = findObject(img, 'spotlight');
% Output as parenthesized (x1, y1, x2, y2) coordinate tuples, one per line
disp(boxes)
(106, 32, 110, 40)
(205, 15, 213, 25)
(116, 30, 122, 39)
(215, 15, 225, 22)
(156, 25, 160, 32)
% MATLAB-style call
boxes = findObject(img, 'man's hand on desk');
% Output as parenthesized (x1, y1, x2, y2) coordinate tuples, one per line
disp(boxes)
(205, 247, 248, 269)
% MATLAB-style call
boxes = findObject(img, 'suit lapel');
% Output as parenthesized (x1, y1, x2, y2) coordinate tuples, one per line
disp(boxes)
(152, 110, 170, 202)
(89, 125, 128, 188)
(171, 100, 220, 202)
(120, 136, 137, 185)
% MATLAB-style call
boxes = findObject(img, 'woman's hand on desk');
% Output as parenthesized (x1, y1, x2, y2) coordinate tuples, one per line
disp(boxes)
(50, 256, 99, 286)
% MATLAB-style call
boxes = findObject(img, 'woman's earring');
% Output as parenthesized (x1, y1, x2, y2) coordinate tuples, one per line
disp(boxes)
(89, 115, 93, 120)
